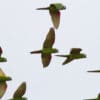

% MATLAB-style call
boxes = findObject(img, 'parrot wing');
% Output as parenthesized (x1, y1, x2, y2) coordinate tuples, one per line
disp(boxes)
(0, 82, 7, 99)
(70, 48, 82, 54)
(49, 10, 60, 29)
(43, 28, 55, 48)
(13, 82, 26, 98)
(41, 53, 51, 67)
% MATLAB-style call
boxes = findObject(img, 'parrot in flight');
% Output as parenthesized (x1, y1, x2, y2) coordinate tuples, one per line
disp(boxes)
(0, 47, 7, 62)
(30, 27, 58, 68)
(55, 48, 86, 65)
(0, 68, 12, 99)
(9, 82, 27, 100)
(87, 70, 100, 73)
(37, 3, 66, 29)
(84, 93, 100, 100)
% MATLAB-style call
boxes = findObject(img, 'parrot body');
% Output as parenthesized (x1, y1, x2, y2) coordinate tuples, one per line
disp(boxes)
(0, 68, 12, 99)
(56, 48, 86, 65)
(30, 28, 58, 67)
(37, 3, 66, 29)
(31, 48, 58, 54)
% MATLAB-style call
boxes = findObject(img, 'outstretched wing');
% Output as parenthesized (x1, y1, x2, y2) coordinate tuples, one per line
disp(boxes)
(62, 57, 73, 65)
(70, 48, 82, 54)
(43, 28, 55, 48)
(0, 83, 7, 99)
(41, 54, 51, 67)
(49, 10, 60, 29)
(55, 55, 73, 65)
(13, 82, 26, 98)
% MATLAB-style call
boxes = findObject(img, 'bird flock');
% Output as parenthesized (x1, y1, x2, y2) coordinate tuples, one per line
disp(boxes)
(0, 2, 99, 100)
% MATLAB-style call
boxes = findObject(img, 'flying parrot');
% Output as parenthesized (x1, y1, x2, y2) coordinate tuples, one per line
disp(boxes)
(30, 27, 58, 68)
(0, 68, 12, 99)
(0, 47, 7, 62)
(37, 3, 66, 29)
(84, 93, 100, 100)
(9, 82, 27, 100)
(55, 48, 86, 65)
(87, 70, 100, 73)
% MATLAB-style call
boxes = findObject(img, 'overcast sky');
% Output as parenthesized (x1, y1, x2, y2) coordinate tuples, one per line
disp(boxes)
(0, 0, 100, 100)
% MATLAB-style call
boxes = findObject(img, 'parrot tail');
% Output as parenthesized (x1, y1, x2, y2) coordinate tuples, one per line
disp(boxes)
(30, 50, 42, 54)
(87, 70, 100, 73)
(36, 7, 49, 10)
(55, 55, 67, 57)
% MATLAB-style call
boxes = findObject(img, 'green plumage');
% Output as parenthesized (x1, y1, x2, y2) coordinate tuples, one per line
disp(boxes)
(66, 53, 86, 59)
(13, 82, 26, 98)
(0, 68, 12, 99)
(50, 3, 66, 10)
(42, 48, 58, 54)
(0, 57, 7, 62)
(30, 28, 58, 67)
(0, 76, 12, 82)
(9, 82, 26, 100)
(87, 70, 100, 73)
(37, 3, 66, 29)
(56, 48, 86, 65)
(37, 3, 66, 11)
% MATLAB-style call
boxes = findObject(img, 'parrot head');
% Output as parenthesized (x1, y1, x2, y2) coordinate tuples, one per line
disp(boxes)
(50, 3, 66, 11)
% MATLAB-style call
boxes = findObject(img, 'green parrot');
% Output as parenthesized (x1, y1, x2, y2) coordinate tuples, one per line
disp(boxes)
(55, 48, 86, 65)
(84, 93, 100, 100)
(0, 68, 12, 99)
(9, 82, 27, 100)
(87, 70, 100, 73)
(0, 47, 7, 62)
(37, 3, 66, 29)
(30, 27, 58, 67)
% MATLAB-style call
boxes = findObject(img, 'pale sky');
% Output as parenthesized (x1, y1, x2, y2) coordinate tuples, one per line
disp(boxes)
(0, 0, 100, 100)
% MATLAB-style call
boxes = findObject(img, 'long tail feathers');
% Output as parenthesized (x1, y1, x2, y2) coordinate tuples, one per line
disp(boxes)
(87, 70, 100, 73)
(55, 55, 67, 57)
(30, 50, 42, 54)
(36, 7, 49, 10)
